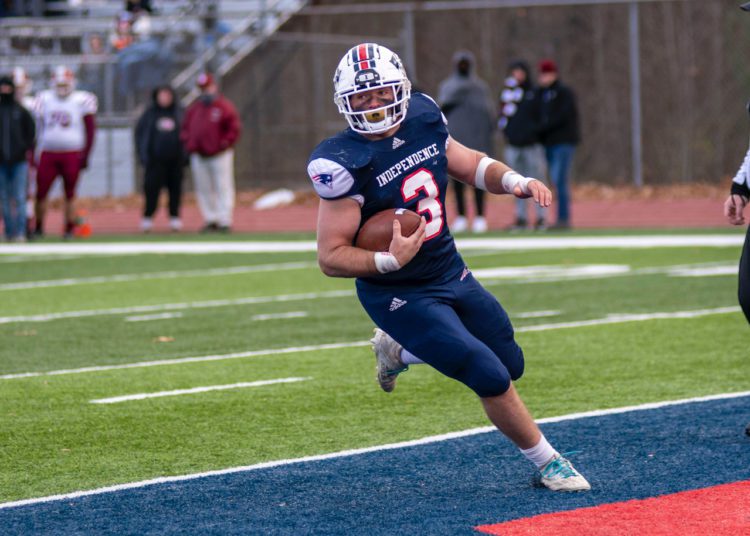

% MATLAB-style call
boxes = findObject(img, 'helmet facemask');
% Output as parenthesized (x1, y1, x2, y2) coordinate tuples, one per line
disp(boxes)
(333, 44, 412, 135)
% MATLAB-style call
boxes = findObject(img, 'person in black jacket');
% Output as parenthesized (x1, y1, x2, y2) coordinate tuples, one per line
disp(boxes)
(538, 60, 580, 230)
(135, 85, 186, 232)
(0, 75, 35, 242)
(499, 60, 547, 231)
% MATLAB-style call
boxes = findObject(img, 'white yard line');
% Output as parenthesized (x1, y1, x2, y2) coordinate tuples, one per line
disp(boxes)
(0, 289, 355, 325)
(1, 390, 747, 511)
(480, 261, 738, 285)
(0, 305, 738, 381)
(0, 235, 743, 256)
(125, 312, 184, 323)
(250, 311, 308, 321)
(0, 262, 317, 291)
(90, 377, 311, 404)
(0, 260, 735, 324)
(515, 306, 741, 332)
(0, 341, 371, 380)
(516, 310, 561, 319)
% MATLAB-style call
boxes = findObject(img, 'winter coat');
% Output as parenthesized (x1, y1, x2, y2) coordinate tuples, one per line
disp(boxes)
(437, 55, 495, 155)
(180, 94, 241, 158)
(0, 99, 35, 164)
(135, 87, 185, 166)
(538, 80, 580, 146)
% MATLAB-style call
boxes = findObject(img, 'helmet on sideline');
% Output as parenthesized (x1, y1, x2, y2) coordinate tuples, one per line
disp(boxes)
(333, 43, 411, 134)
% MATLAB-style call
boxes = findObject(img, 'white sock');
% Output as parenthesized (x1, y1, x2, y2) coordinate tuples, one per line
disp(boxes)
(520, 435, 559, 468)
(400, 348, 424, 365)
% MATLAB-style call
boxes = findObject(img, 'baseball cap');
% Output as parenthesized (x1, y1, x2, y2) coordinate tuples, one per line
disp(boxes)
(196, 72, 215, 88)
(538, 59, 558, 74)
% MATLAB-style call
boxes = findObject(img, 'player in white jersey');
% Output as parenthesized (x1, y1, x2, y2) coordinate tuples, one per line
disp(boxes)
(32, 66, 97, 238)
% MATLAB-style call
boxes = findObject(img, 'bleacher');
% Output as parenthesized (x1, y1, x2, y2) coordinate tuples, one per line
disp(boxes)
(0, 0, 307, 198)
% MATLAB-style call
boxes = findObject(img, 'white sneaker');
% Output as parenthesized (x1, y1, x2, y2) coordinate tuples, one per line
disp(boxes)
(140, 218, 153, 233)
(452, 215, 468, 233)
(370, 328, 408, 393)
(472, 216, 488, 233)
(539, 454, 591, 492)
(169, 217, 183, 232)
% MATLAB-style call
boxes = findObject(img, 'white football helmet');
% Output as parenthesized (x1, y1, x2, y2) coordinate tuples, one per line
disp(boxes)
(333, 43, 412, 134)
(51, 65, 76, 97)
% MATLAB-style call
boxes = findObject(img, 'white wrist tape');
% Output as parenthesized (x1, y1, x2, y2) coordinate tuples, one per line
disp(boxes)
(502, 170, 534, 195)
(374, 252, 401, 274)
(474, 156, 494, 191)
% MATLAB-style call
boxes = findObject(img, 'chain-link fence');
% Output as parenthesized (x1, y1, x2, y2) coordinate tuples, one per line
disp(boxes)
(223, 0, 750, 189)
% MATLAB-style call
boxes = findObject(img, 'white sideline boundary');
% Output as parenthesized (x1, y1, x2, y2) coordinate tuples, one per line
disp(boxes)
(0, 235, 743, 256)
(0, 305, 739, 381)
(1, 390, 748, 511)
(90, 377, 312, 404)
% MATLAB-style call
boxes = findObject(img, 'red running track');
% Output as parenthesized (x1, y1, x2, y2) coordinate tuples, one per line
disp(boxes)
(476, 480, 750, 536)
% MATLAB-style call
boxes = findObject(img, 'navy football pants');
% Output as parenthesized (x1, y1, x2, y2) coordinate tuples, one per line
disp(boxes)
(356, 270, 524, 398)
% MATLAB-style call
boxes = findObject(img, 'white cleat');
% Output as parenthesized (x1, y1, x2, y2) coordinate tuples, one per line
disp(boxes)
(370, 328, 408, 393)
(472, 216, 488, 233)
(539, 454, 591, 492)
(451, 215, 468, 233)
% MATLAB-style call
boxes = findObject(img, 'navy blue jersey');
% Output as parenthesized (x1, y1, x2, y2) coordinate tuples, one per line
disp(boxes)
(308, 92, 464, 285)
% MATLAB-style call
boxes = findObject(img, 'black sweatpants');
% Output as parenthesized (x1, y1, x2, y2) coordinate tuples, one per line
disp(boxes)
(739, 224, 750, 323)
(453, 180, 485, 217)
(143, 159, 183, 218)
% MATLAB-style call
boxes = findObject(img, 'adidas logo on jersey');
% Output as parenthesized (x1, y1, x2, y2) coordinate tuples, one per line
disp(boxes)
(389, 297, 407, 311)
(392, 137, 406, 150)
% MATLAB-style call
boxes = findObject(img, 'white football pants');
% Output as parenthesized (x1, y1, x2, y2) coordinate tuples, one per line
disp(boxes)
(190, 149, 235, 226)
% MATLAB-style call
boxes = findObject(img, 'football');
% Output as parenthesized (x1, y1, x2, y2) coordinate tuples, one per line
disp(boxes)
(355, 208, 422, 251)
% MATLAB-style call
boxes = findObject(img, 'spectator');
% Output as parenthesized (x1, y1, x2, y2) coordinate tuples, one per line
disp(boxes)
(13, 67, 36, 238)
(538, 59, 580, 230)
(181, 73, 241, 232)
(135, 85, 186, 232)
(437, 50, 495, 233)
(0, 75, 35, 242)
(499, 60, 547, 231)
(32, 66, 97, 239)
(110, 11, 135, 51)
(79, 33, 108, 98)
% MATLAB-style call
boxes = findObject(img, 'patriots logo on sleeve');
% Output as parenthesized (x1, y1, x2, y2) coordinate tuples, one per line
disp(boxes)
(312, 173, 333, 189)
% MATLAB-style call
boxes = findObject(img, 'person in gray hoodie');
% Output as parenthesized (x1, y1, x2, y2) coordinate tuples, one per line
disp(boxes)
(438, 51, 495, 233)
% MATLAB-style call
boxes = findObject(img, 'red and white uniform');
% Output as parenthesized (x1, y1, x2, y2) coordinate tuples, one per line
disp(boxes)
(34, 89, 97, 152)
(32, 89, 97, 201)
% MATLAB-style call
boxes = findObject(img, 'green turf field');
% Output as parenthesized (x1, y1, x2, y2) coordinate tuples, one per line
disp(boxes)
(1, 231, 747, 503)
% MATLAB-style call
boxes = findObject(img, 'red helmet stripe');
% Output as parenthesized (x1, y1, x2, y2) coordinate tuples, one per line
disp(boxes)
(358, 44, 367, 62)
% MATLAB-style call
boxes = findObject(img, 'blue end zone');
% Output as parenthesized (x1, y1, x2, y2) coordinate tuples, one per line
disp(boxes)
(2, 396, 749, 535)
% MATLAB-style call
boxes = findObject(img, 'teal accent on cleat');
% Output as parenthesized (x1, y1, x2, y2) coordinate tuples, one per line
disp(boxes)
(539, 453, 591, 492)
(370, 328, 408, 393)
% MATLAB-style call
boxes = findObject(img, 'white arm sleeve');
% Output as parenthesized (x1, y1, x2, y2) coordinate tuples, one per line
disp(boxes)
(307, 158, 357, 200)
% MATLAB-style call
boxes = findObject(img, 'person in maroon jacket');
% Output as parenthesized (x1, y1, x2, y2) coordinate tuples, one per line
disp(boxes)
(180, 73, 241, 232)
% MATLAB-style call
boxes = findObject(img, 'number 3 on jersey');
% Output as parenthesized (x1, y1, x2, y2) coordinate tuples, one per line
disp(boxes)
(401, 168, 444, 240)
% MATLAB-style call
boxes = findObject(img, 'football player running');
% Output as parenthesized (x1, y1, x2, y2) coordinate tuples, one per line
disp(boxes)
(32, 66, 97, 239)
(308, 43, 590, 492)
